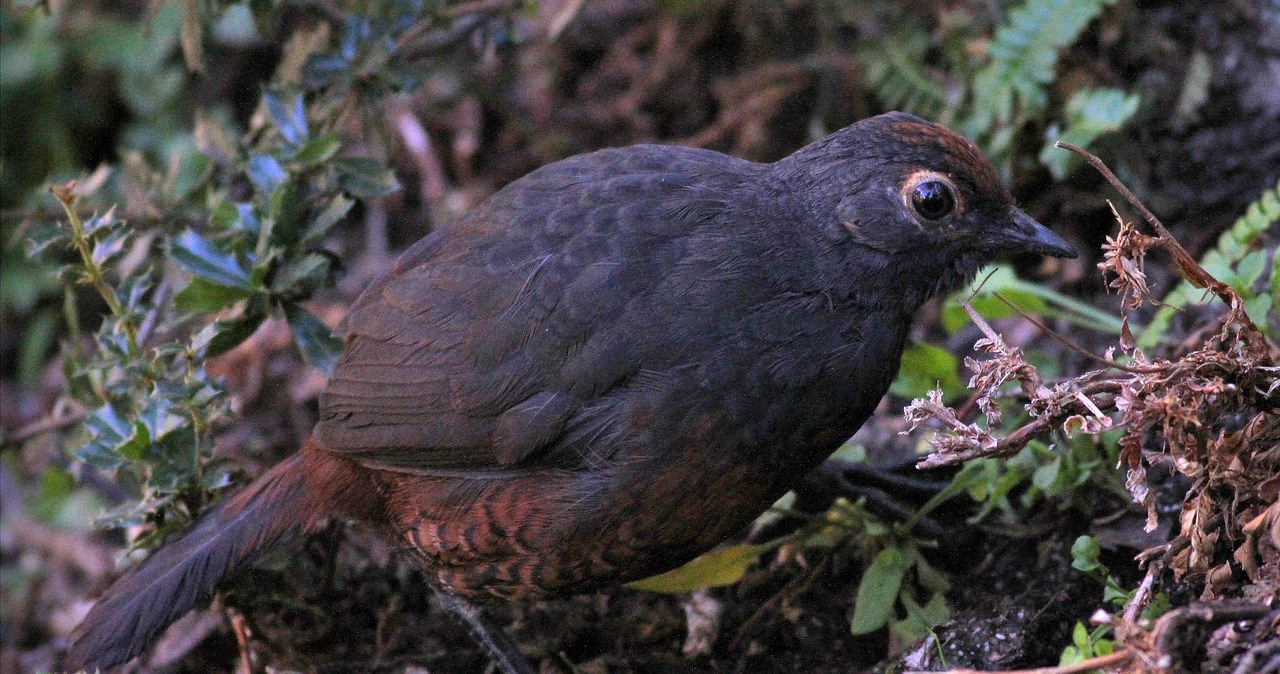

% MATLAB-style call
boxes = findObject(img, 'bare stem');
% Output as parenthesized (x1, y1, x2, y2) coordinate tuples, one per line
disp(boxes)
(1053, 141, 1264, 342)
(50, 182, 141, 358)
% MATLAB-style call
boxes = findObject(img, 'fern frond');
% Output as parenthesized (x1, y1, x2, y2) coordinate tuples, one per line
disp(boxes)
(967, 0, 1118, 134)
(1040, 87, 1140, 179)
(860, 30, 948, 120)
(1138, 179, 1280, 347)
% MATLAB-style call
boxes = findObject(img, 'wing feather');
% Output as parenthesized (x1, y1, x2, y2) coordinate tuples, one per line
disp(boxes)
(316, 146, 758, 475)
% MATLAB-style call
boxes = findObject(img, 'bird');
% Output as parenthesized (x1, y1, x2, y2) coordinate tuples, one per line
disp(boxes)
(63, 112, 1075, 672)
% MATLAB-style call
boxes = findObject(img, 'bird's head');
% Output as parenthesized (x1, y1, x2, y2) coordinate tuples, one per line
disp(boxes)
(777, 112, 1076, 302)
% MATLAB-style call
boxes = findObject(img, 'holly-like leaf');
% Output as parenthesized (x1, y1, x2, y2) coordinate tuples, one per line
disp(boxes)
(268, 181, 307, 247)
(334, 157, 400, 199)
(292, 133, 341, 168)
(264, 91, 309, 146)
(272, 253, 332, 296)
(302, 193, 353, 244)
(172, 230, 252, 289)
(284, 303, 340, 374)
(247, 154, 288, 196)
(76, 403, 145, 469)
(195, 314, 265, 357)
(175, 277, 256, 312)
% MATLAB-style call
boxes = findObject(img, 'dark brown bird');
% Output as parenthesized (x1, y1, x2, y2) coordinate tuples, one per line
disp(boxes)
(64, 112, 1074, 672)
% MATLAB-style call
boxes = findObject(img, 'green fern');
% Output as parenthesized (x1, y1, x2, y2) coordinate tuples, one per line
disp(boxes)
(1138, 179, 1280, 347)
(967, 0, 1119, 136)
(855, 0, 1132, 178)
(860, 29, 948, 121)
(1040, 87, 1140, 179)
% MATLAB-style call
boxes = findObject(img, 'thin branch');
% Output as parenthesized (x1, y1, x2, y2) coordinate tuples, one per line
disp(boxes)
(917, 379, 1123, 468)
(1122, 565, 1158, 624)
(906, 648, 1134, 674)
(991, 292, 1167, 374)
(1054, 141, 1263, 341)
(229, 608, 255, 674)
(2, 408, 88, 446)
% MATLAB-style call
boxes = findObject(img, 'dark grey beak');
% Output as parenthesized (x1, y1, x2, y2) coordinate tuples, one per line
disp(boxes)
(997, 207, 1077, 258)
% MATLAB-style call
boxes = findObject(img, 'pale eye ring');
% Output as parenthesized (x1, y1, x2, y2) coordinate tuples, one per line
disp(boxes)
(911, 180, 955, 220)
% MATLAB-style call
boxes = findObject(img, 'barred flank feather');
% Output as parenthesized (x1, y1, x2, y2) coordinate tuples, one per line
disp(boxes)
(64, 441, 369, 673)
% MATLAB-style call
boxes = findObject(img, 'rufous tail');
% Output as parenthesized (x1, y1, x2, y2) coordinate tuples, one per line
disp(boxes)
(64, 440, 373, 672)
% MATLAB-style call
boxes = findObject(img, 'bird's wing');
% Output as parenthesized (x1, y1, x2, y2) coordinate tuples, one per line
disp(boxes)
(315, 145, 753, 475)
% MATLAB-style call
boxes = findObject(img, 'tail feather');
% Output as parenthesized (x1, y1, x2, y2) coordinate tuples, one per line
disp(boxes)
(64, 442, 364, 672)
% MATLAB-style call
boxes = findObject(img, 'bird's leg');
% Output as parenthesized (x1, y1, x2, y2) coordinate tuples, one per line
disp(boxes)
(431, 588, 536, 674)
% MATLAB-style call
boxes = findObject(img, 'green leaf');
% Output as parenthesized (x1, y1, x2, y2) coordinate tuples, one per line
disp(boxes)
(1073, 621, 1090, 650)
(292, 133, 341, 168)
(209, 200, 240, 230)
(172, 230, 252, 289)
(896, 591, 951, 641)
(76, 403, 147, 469)
(946, 265, 1123, 335)
(1040, 87, 1140, 179)
(169, 151, 212, 202)
(147, 425, 198, 492)
(264, 91, 308, 146)
(16, 309, 58, 387)
(302, 193, 354, 244)
(137, 396, 187, 444)
(942, 287, 1046, 334)
(118, 421, 151, 460)
(1103, 578, 1131, 605)
(1140, 179, 1280, 347)
(195, 313, 265, 357)
(175, 277, 256, 312)
(247, 154, 287, 195)
(268, 180, 307, 247)
(890, 342, 963, 399)
(120, 65, 184, 116)
(1231, 250, 1267, 291)
(1031, 455, 1062, 492)
(23, 221, 69, 260)
(272, 253, 332, 296)
(913, 460, 991, 523)
(969, 0, 1118, 129)
(334, 157, 400, 199)
(202, 463, 235, 491)
(911, 552, 952, 595)
(1070, 535, 1102, 573)
(90, 230, 127, 267)
(860, 28, 945, 120)
(284, 303, 341, 374)
(851, 548, 912, 634)
(626, 542, 773, 594)
(1244, 295, 1272, 335)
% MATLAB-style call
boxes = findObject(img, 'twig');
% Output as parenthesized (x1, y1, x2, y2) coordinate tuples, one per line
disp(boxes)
(3, 519, 114, 578)
(906, 648, 1134, 674)
(1054, 141, 1263, 340)
(442, 0, 523, 17)
(1, 408, 88, 446)
(991, 292, 1167, 374)
(916, 379, 1124, 468)
(229, 608, 254, 674)
(1122, 565, 1158, 624)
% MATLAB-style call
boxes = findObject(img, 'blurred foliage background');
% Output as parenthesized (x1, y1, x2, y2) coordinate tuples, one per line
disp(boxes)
(1, 1, 1277, 673)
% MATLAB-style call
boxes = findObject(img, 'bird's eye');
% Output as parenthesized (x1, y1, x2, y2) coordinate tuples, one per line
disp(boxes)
(911, 180, 955, 220)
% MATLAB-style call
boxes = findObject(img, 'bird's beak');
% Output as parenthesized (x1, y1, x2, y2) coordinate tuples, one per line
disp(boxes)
(995, 207, 1077, 258)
